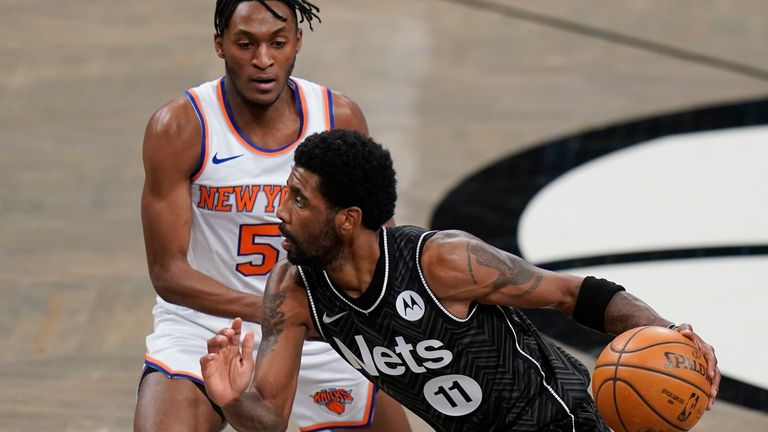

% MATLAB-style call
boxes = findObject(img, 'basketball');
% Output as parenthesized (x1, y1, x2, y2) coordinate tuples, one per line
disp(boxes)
(592, 326, 710, 431)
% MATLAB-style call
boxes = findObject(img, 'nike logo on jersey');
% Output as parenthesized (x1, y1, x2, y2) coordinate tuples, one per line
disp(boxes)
(212, 152, 244, 164)
(323, 311, 349, 323)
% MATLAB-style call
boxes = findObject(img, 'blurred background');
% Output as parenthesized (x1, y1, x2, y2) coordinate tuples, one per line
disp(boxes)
(1, 0, 766, 430)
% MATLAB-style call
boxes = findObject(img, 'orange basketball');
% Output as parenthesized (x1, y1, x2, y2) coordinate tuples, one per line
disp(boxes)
(592, 326, 710, 432)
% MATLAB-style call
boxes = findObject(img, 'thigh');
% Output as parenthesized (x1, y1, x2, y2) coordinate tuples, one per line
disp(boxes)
(134, 370, 223, 432)
(357, 390, 411, 432)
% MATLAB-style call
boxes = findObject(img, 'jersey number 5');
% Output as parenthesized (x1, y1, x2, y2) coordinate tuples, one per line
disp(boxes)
(236, 223, 281, 276)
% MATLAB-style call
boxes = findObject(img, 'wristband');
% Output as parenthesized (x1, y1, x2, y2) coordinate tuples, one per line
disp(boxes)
(572, 276, 626, 333)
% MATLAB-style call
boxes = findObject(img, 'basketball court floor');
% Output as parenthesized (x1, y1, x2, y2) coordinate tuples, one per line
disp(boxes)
(1, 1, 767, 430)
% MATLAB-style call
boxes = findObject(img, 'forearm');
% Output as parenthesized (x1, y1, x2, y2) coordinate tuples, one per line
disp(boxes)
(222, 392, 287, 432)
(150, 262, 263, 322)
(603, 291, 674, 335)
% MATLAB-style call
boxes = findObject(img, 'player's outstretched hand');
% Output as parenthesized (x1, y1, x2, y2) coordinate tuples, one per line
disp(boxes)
(674, 323, 720, 410)
(201, 317, 255, 407)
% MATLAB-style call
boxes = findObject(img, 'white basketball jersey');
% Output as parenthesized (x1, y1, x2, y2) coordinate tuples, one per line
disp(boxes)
(153, 76, 335, 332)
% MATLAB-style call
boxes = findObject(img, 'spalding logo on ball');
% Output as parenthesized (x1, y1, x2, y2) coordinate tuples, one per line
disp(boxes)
(592, 326, 710, 431)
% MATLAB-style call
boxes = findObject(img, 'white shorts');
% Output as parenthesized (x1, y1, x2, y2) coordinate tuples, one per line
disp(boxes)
(144, 304, 377, 431)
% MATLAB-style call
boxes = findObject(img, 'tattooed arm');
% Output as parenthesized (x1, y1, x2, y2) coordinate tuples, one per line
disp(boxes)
(421, 231, 583, 317)
(421, 230, 664, 325)
(421, 230, 720, 407)
(201, 260, 316, 432)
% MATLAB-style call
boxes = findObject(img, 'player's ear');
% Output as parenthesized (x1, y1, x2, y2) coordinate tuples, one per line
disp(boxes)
(337, 207, 362, 233)
(214, 34, 225, 59)
(295, 28, 302, 53)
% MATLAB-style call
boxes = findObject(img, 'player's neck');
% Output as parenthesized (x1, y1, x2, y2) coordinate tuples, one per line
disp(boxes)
(325, 229, 381, 298)
(224, 77, 299, 146)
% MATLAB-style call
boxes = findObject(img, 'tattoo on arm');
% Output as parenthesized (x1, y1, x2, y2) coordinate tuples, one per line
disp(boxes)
(466, 243, 479, 284)
(604, 292, 666, 335)
(262, 290, 286, 339)
(466, 242, 542, 296)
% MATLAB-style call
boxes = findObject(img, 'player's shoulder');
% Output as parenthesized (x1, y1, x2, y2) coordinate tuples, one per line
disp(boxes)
(141, 94, 203, 175)
(265, 260, 315, 328)
(146, 95, 197, 134)
(421, 229, 477, 267)
(267, 259, 305, 293)
(328, 90, 363, 120)
(295, 76, 368, 134)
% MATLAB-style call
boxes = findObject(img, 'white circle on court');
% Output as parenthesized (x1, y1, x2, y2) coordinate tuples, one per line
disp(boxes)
(423, 374, 482, 416)
(395, 290, 425, 321)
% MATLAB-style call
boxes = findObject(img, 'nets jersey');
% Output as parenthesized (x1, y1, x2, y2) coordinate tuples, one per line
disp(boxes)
(300, 226, 609, 432)
(155, 76, 334, 340)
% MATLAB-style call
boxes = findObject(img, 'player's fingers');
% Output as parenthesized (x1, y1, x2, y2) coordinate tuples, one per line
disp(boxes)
(703, 344, 720, 410)
(232, 317, 243, 335)
(217, 327, 235, 340)
(200, 353, 217, 368)
(207, 334, 227, 354)
(241, 331, 255, 365)
(675, 324, 720, 409)
(227, 318, 243, 346)
(677, 325, 703, 350)
(708, 365, 721, 410)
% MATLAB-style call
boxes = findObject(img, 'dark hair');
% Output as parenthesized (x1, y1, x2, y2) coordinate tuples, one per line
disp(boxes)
(295, 130, 397, 230)
(214, 0, 320, 36)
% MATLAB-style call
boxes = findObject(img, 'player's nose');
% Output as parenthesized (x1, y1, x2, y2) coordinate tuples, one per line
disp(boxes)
(276, 201, 288, 223)
(251, 46, 273, 70)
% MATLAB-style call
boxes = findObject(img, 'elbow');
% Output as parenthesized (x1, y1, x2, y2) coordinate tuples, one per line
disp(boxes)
(147, 261, 185, 303)
(267, 419, 289, 432)
(245, 418, 288, 432)
(250, 410, 288, 432)
(224, 402, 289, 432)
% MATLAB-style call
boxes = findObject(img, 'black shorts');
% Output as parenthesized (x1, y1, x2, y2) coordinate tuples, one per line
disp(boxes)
(541, 397, 611, 432)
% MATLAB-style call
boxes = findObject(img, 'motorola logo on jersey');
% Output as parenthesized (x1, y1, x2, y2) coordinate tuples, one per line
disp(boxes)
(333, 335, 452, 377)
(396, 290, 425, 321)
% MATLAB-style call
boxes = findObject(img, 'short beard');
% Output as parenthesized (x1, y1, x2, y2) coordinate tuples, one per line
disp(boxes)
(285, 218, 342, 268)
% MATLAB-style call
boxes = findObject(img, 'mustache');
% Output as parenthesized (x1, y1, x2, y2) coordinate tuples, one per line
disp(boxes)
(279, 223, 298, 243)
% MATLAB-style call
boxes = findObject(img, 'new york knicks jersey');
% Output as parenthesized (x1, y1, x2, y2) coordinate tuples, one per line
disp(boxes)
(145, 78, 387, 430)
(300, 226, 606, 431)
(155, 76, 334, 335)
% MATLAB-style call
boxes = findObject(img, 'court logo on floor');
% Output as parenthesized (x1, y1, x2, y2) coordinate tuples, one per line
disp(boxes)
(431, 97, 768, 412)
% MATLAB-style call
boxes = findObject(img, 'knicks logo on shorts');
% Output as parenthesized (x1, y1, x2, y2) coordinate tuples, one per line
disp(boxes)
(312, 387, 354, 415)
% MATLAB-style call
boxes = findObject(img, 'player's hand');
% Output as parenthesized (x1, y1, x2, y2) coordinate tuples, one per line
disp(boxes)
(200, 317, 255, 407)
(674, 323, 720, 410)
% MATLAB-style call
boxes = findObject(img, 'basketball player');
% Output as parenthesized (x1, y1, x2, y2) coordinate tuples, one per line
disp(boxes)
(200, 129, 721, 432)
(135, 1, 410, 431)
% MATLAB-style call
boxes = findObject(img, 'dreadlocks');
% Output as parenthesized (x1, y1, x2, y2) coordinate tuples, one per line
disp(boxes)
(214, 0, 320, 36)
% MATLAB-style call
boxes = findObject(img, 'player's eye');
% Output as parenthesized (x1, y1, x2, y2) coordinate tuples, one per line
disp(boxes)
(295, 196, 305, 208)
(272, 40, 287, 48)
(238, 41, 253, 49)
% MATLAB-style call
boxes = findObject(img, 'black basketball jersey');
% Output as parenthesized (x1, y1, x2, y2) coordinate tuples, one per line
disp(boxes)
(300, 226, 608, 432)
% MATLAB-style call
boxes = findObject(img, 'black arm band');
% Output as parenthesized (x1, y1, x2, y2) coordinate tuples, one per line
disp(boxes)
(572, 276, 626, 333)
